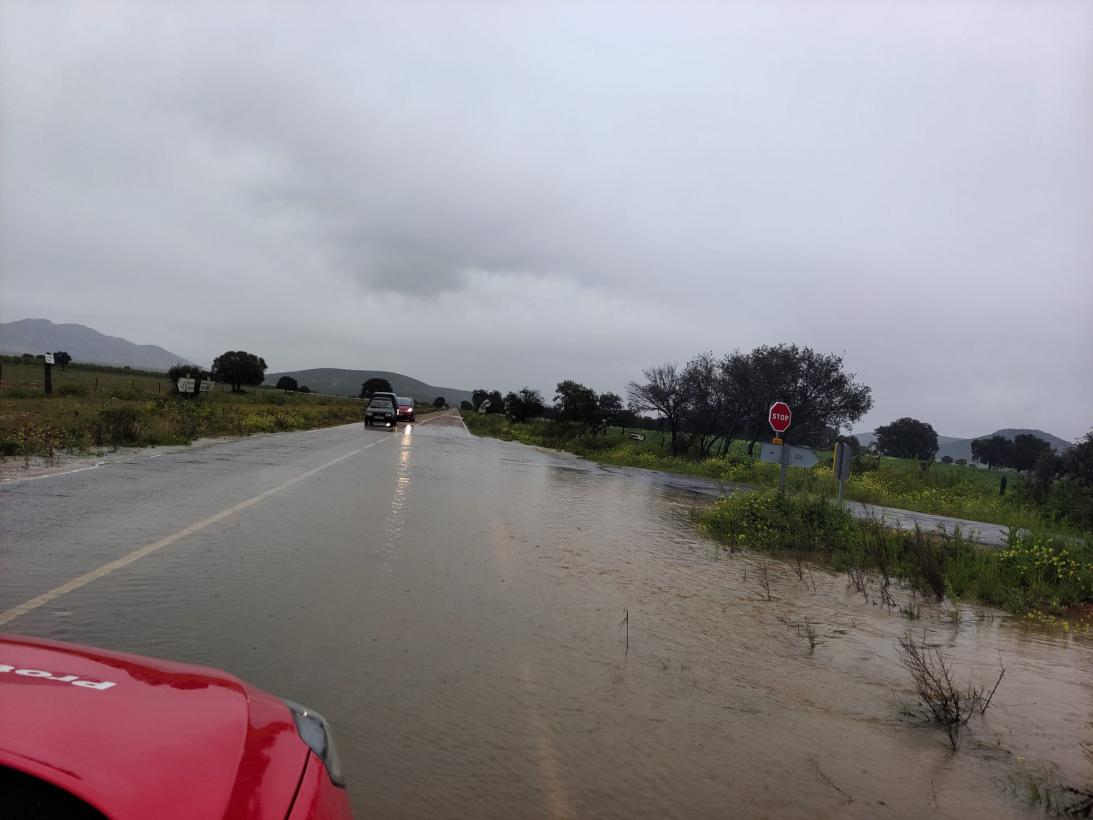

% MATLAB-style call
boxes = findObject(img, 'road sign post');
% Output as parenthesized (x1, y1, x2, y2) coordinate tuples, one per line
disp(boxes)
(759, 440, 819, 493)
(43, 353, 55, 396)
(768, 401, 793, 491)
(833, 442, 853, 503)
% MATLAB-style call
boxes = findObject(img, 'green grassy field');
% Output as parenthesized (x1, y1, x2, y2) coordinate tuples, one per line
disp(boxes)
(0, 359, 432, 457)
(461, 413, 1079, 535)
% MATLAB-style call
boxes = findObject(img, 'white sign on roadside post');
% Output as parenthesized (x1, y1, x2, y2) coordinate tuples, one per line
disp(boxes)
(199, 379, 213, 393)
(177, 378, 196, 393)
(759, 443, 819, 468)
(44, 353, 55, 365)
(760, 442, 820, 492)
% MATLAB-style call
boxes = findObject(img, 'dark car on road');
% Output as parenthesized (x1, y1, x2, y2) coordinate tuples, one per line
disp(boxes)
(364, 396, 397, 427)
(396, 397, 415, 422)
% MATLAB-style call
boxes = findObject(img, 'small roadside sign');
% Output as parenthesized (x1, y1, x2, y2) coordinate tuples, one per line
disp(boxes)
(44, 353, 55, 365)
(177, 378, 196, 393)
(628, 432, 646, 441)
(199, 379, 214, 393)
(760, 443, 819, 468)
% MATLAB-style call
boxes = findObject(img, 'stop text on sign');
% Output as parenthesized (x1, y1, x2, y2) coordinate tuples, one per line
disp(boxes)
(768, 401, 792, 433)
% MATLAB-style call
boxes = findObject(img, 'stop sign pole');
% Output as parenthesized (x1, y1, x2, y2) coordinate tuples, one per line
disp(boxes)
(769, 401, 792, 492)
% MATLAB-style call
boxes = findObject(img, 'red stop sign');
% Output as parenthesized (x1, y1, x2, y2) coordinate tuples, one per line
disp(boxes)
(768, 401, 792, 433)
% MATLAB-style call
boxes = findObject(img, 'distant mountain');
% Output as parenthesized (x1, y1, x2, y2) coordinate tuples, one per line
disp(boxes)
(265, 367, 472, 406)
(852, 427, 1072, 461)
(0, 319, 193, 370)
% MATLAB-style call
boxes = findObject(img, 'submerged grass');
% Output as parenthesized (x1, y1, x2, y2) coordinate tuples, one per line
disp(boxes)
(696, 490, 1093, 615)
(462, 412, 1075, 534)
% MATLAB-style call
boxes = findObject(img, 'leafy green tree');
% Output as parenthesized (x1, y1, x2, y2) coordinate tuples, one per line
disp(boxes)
(678, 352, 731, 457)
(298, 385, 311, 393)
(53, 351, 72, 370)
(504, 388, 546, 422)
(471, 389, 491, 408)
(211, 351, 267, 393)
(460, 400, 474, 411)
(595, 392, 625, 435)
(971, 435, 1012, 469)
(1062, 431, 1093, 482)
(360, 378, 393, 398)
(276, 376, 298, 393)
(1018, 432, 1093, 530)
(940, 455, 954, 464)
(433, 396, 446, 408)
(733, 344, 873, 448)
(875, 418, 939, 463)
(627, 363, 687, 454)
(1011, 433, 1052, 473)
(554, 380, 599, 425)
(485, 390, 504, 413)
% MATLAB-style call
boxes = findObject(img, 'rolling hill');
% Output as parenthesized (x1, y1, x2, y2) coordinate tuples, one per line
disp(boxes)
(0, 319, 193, 370)
(264, 367, 473, 406)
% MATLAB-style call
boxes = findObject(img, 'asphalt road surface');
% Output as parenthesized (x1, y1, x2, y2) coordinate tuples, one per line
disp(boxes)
(1, 412, 1061, 818)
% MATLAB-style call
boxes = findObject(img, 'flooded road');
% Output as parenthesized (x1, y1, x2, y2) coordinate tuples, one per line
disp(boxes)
(2, 412, 1090, 817)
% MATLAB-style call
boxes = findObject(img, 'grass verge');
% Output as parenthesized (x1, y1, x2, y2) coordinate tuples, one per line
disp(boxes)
(696, 490, 1093, 615)
(0, 361, 428, 457)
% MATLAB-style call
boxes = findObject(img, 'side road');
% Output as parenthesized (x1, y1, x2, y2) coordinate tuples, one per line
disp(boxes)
(591, 462, 1015, 546)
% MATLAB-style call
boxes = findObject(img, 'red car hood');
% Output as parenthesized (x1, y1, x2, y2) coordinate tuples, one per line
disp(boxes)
(0, 634, 308, 819)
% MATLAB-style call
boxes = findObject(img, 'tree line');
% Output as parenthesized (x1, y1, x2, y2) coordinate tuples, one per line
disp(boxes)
(469, 343, 874, 456)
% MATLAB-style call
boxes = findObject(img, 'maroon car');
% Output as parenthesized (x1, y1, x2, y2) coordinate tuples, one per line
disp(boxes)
(395, 397, 416, 422)
(0, 634, 353, 819)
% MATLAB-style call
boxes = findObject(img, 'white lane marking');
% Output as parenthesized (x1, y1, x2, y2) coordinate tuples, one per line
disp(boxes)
(0, 420, 370, 485)
(0, 432, 403, 627)
(455, 412, 473, 437)
(1, 462, 109, 484)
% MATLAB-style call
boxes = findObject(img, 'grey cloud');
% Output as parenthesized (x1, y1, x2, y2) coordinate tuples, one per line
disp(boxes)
(1, 2, 1091, 439)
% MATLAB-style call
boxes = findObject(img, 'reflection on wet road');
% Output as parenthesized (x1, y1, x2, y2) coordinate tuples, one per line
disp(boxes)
(1, 411, 1089, 818)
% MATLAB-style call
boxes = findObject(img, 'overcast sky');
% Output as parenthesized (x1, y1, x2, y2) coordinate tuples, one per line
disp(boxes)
(1, 2, 1090, 440)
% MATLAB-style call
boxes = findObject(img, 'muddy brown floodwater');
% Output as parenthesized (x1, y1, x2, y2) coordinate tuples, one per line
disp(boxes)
(5, 415, 1090, 818)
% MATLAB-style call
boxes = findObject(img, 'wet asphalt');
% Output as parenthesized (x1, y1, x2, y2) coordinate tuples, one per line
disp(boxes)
(0, 412, 1045, 818)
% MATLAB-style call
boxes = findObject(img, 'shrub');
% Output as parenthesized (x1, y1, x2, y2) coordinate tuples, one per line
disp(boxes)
(697, 491, 1093, 614)
(697, 490, 860, 554)
(895, 632, 1003, 750)
(96, 408, 142, 445)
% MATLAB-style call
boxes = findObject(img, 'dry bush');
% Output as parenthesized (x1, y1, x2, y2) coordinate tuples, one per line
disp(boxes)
(758, 559, 772, 601)
(895, 632, 1004, 750)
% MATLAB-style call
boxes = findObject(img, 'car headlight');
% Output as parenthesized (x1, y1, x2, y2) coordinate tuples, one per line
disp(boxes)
(283, 700, 346, 787)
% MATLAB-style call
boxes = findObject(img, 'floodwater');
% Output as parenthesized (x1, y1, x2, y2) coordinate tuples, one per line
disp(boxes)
(4, 414, 1090, 817)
